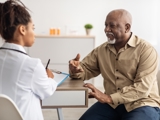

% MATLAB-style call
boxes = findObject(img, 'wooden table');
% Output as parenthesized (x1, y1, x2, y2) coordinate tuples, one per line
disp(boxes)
(41, 78, 88, 120)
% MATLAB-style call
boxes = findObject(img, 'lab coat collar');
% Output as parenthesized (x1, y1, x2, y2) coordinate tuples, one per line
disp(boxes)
(2, 42, 27, 53)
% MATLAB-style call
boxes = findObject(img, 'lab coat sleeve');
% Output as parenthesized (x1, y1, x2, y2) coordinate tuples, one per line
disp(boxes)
(31, 60, 57, 100)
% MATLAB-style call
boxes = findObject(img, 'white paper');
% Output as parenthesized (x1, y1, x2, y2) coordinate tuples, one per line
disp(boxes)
(52, 72, 69, 86)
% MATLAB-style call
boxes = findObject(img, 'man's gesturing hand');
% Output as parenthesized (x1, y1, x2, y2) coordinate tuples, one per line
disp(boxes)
(69, 53, 83, 73)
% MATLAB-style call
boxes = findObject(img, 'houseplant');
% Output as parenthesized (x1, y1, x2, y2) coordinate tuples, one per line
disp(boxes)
(84, 24, 93, 35)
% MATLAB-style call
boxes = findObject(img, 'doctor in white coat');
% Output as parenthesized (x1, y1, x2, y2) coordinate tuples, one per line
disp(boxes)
(0, 0, 57, 120)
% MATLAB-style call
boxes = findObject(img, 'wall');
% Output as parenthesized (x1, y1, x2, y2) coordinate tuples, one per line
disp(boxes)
(0, 0, 159, 87)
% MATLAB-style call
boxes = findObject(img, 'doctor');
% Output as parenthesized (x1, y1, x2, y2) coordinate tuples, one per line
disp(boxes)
(0, 0, 57, 120)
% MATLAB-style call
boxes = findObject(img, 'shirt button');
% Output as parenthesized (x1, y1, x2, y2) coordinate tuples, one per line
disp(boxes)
(117, 77, 119, 79)
(118, 102, 120, 104)
(117, 88, 120, 90)
(116, 58, 118, 61)
(116, 69, 118, 71)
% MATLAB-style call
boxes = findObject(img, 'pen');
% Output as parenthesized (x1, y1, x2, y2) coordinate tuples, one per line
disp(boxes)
(46, 59, 50, 69)
(51, 69, 61, 74)
(51, 69, 70, 75)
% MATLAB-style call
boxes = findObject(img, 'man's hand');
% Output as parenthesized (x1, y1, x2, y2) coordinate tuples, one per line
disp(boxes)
(69, 53, 84, 73)
(46, 68, 54, 79)
(84, 83, 113, 104)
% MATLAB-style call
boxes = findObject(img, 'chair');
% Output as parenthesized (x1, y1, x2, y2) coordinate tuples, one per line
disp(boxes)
(0, 94, 23, 120)
(157, 70, 160, 95)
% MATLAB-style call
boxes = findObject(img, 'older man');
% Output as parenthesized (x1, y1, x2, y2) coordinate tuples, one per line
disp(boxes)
(69, 9, 160, 120)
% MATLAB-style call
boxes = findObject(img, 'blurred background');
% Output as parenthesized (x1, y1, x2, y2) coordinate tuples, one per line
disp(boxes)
(0, 0, 159, 48)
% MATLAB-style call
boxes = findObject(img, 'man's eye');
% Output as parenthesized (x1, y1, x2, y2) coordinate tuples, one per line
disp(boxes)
(110, 25, 115, 28)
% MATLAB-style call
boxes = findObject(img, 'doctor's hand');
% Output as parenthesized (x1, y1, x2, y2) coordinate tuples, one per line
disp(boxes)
(46, 69, 54, 79)
(69, 53, 83, 73)
(84, 83, 113, 104)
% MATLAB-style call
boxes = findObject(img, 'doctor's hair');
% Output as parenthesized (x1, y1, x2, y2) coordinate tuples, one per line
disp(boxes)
(0, 0, 31, 41)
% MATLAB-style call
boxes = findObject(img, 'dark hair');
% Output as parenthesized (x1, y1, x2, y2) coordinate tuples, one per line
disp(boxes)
(0, 0, 31, 41)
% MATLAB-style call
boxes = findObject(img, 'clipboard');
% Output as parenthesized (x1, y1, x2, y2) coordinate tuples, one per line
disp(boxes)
(51, 69, 69, 86)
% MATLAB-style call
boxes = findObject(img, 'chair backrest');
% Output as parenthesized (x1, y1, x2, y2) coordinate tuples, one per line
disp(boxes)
(0, 94, 23, 120)
(157, 70, 160, 95)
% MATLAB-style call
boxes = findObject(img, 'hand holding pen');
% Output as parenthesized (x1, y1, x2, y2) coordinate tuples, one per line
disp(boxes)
(46, 59, 54, 78)
(46, 59, 50, 69)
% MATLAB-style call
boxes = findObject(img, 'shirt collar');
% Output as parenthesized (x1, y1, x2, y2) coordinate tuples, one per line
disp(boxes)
(127, 33, 138, 47)
(2, 42, 27, 53)
(105, 33, 140, 48)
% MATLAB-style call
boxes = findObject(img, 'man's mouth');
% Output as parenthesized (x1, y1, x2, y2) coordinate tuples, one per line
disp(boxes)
(105, 32, 114, 40)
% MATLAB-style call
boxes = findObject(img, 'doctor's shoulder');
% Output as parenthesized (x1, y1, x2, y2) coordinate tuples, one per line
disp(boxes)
(24, 57, 45, 70)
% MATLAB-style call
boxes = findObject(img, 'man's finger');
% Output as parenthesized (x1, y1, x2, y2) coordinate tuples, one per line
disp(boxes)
(69, 60, 74, 64)
(84, 83, 96, 92)
(88, 94, 95, 98)
(89, 92, 95, 97)
(74, 53, 80, 61)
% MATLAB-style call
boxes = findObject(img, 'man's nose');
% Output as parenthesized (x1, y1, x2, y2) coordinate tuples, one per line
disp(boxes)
(105, 26, 111, 32)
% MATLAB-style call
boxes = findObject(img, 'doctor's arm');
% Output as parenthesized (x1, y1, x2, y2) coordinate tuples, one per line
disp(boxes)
(31, 60, 57, 100)
(46, 68, 54, 78)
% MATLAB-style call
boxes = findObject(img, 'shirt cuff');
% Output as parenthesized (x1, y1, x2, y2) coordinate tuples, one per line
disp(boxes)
(69, 69, 83, 79)
(110, 92, 125, 105)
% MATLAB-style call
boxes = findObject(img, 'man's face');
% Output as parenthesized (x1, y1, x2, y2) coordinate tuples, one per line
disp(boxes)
(104, 13, 126, 44)
(106, 32, 116, 44)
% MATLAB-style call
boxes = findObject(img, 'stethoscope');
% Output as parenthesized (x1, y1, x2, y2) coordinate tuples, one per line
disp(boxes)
(0, 47, 28, 55)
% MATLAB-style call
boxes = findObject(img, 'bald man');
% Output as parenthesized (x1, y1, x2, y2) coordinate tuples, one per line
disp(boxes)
(69, 9, 160, 120)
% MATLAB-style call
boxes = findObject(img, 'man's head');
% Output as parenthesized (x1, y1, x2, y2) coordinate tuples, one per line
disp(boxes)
(104, 9, 132, 45)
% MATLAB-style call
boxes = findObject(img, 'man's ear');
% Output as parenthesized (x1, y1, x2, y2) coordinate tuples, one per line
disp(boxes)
(18, 25, 26, 36)
(125, 23, 131, 33)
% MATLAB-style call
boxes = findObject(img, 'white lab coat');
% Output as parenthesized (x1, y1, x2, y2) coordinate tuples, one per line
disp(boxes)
(0, 42, 57, 120)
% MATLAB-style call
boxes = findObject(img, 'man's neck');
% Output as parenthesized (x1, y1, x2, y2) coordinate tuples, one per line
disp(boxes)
(114, 32, 132, 52)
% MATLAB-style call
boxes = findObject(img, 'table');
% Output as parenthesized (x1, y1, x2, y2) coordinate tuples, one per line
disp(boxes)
(41, 78, 88, 120)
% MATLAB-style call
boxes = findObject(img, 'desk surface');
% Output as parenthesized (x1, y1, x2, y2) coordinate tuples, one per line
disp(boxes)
(57, 78, 87, 90)
(42, 78, 88, 108)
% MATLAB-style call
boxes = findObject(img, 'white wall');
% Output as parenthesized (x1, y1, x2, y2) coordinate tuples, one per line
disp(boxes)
(1, 0, 159, 47)
(0, 0, 159, 87)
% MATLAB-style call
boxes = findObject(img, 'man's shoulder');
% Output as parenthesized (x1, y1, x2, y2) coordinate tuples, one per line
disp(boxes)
(132, 35, 158, 57)
(134, 35, 154, 49)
